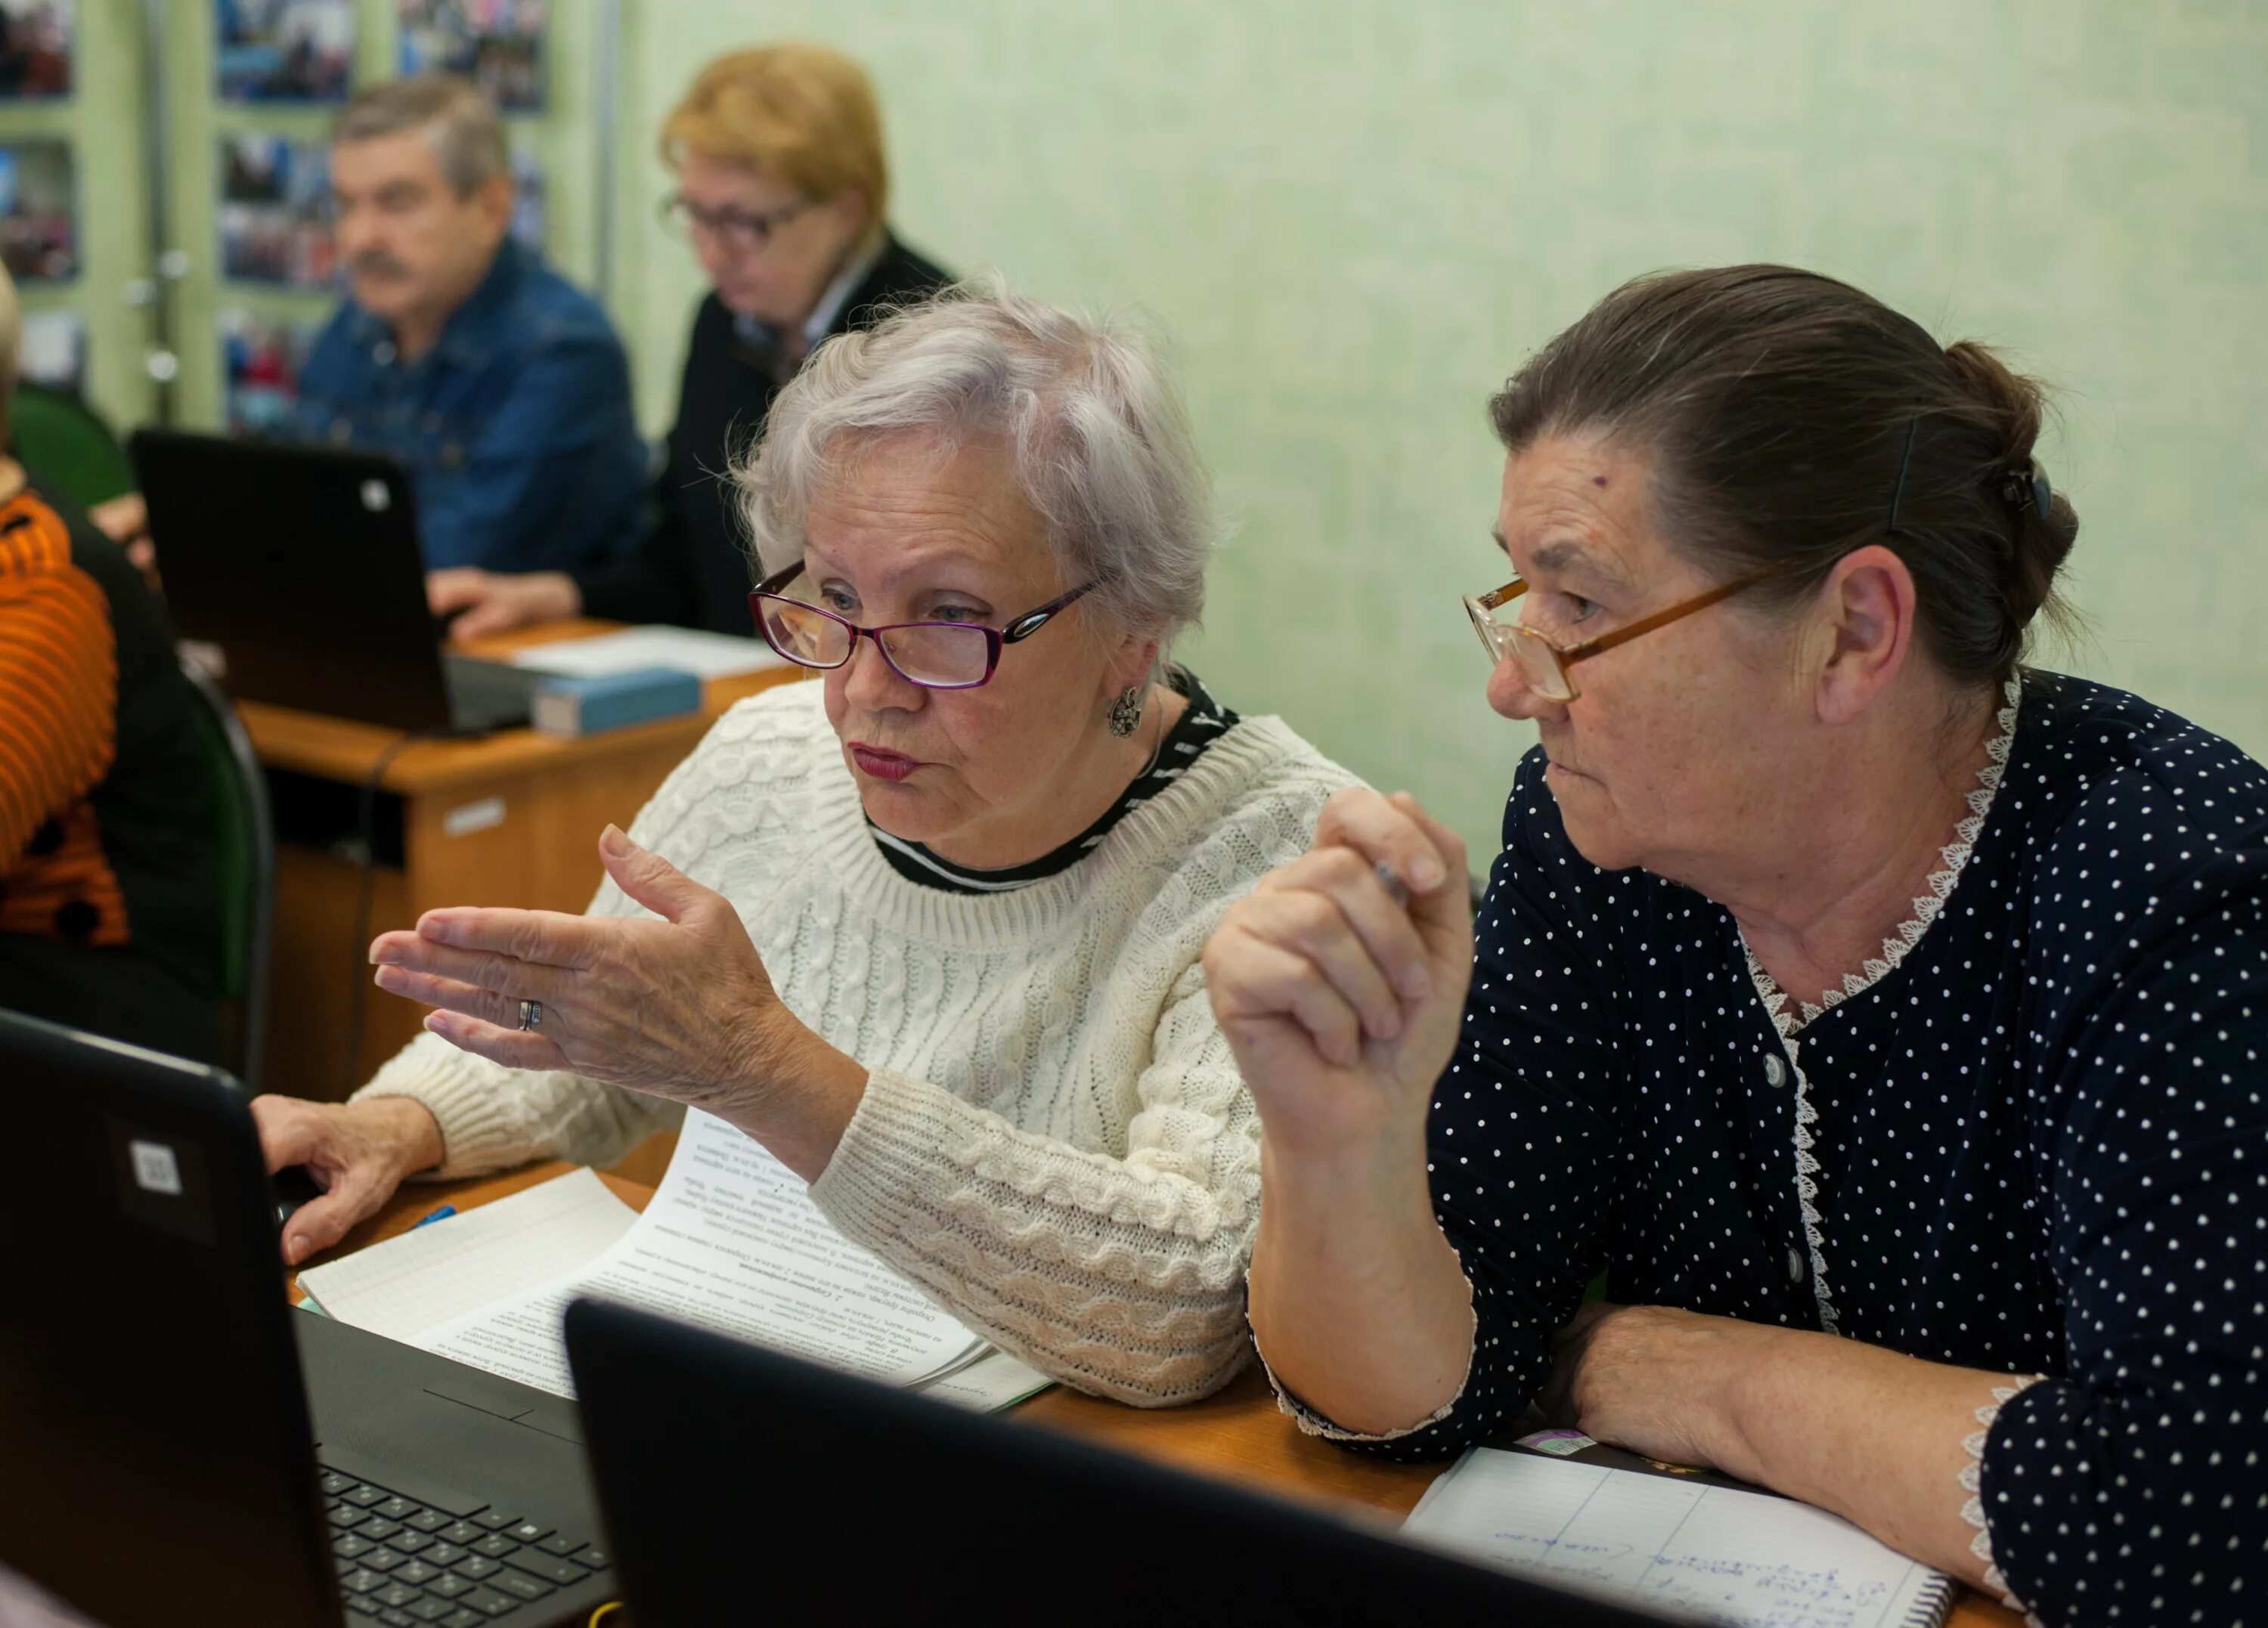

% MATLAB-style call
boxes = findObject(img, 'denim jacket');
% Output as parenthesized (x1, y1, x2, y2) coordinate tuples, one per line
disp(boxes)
(293, 240, 648, 572)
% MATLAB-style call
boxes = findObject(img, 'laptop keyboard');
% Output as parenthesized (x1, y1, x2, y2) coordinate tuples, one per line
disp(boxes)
(321, 1464, 610, 1626)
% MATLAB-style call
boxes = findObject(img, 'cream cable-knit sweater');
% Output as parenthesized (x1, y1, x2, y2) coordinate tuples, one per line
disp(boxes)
(356, 681, 1357, 1405)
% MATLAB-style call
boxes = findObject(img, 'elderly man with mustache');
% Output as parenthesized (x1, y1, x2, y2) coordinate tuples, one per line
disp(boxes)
(98, 74, 646, 577)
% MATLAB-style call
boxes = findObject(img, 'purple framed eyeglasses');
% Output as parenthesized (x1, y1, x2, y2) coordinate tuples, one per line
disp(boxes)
(748, 561, 1105, 690)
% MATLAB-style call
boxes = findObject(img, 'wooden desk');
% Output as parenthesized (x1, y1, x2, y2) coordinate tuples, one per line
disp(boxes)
(239, 621, 807, 1097)
(298, 1140, 2017, 1626)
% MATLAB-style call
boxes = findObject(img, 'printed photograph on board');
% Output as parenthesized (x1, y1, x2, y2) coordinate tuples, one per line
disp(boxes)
(216, 0, 355, 103)
(398, 0, 544, 111)
(20, 308, 83, 393)
(219, 133, 336, 288)
(221, 309, 318, 433)
(0, 139, 75, 282)
(0, 0, 72, 97)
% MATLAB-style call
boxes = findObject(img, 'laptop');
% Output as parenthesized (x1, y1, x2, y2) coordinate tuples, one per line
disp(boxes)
(0, 1011, 616, 1628)
(562, 1298, 1672, 1628)
(128, 430, 542, 734)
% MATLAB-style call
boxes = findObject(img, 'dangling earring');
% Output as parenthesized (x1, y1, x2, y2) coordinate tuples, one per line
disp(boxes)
(1108, 686, 1144, 738)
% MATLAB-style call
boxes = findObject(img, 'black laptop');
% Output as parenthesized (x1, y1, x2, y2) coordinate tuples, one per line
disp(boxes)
(563, 1298, 1672, 1628)
(0, 1011, 615, 1628)
(129, 431, 541, 734)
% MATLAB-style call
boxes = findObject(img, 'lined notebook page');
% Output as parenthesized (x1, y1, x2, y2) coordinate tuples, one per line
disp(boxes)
(296, 1168, 637, 1344)
(1404, 1448, 1954, 1628)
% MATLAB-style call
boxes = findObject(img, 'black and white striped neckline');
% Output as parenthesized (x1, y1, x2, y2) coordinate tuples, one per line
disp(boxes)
(869, 670, 1240, 895)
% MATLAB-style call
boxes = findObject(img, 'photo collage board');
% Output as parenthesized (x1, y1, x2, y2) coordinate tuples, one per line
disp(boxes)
(0, 0, 85, 392)
(216, 0, 550, 429)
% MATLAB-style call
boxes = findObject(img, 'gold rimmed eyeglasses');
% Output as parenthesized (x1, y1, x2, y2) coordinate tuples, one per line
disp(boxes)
(1463, 561, 1792, 702)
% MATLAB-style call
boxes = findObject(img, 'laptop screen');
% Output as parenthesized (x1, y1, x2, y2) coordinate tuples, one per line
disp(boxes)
(0, 1011, 340, 1628)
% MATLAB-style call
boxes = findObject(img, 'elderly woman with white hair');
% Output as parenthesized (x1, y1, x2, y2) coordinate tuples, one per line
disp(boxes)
(249, 287, 1359, 1406)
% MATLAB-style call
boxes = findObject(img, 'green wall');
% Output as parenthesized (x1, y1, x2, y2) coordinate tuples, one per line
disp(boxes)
(39, 2, 2268, 861)
(0, 0, 152, 433)
(610, 1, 2268, 859)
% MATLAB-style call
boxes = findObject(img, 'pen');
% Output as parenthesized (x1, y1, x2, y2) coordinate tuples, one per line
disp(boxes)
(411, 1204, 457, 1229)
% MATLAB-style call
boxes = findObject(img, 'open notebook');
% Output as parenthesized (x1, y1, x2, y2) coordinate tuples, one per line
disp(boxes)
(299, 1109, 1052, 1413)
(1404, 1443, 1954, 1628)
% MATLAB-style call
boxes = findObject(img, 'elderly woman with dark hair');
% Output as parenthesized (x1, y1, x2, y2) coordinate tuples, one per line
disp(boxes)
(251, 287, 1359, 1407)
(1207, 265, 2267, 1623)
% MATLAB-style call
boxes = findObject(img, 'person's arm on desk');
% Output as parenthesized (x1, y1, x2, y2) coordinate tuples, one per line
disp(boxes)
(428, 566, 581, 640)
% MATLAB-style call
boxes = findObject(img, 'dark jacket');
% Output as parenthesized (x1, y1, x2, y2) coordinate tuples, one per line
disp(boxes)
(296, 238, 649, 574)
(570, 233, 952, 635)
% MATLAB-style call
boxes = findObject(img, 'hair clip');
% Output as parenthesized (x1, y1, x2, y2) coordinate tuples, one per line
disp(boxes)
(1885, 416, 1920, 535)
(2002, 464, 2052, 522)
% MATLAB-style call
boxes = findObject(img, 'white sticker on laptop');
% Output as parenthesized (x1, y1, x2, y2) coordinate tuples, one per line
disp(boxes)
(129, 1139, 184, 1196)
(361, 478, 392, 512)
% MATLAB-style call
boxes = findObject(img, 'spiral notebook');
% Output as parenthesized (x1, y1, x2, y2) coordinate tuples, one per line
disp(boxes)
(1404, 1444, 1955, 1627)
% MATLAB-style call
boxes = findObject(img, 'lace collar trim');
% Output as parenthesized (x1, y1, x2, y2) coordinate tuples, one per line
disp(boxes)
(1745, 674, 2021, 1339)
(1746, 673, 2022, 1035)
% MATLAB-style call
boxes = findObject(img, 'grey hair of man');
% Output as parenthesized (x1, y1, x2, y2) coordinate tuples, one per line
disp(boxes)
(332, 73, 509, 197)
(739, 283, 1219, 677)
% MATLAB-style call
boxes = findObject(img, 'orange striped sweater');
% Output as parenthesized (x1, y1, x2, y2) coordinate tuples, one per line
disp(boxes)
(0, 489, 130, 947)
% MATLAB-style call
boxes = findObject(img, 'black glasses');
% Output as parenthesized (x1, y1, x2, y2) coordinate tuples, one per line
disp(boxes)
(748, 562, 1105, 690)
(658, 191, 812, 254)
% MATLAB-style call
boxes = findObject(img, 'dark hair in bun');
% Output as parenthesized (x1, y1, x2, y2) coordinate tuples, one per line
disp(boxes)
(1489, 264, 2078, 685)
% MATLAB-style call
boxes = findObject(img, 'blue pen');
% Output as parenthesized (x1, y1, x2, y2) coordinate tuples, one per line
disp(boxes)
(411, 1204, 457, 1229)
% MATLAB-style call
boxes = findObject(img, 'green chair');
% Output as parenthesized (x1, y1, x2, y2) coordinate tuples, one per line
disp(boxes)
(11, 382, 136, 512)
(178, 656, 276, 1091)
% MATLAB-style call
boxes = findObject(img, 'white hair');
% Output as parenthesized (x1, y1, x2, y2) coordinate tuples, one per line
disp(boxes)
(737, 280, 1217, 658)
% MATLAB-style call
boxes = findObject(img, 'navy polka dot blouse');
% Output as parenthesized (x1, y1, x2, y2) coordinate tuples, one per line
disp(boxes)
(1344, 673, 2268, 1625)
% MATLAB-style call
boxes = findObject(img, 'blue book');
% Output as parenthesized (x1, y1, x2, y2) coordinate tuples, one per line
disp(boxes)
(531, 667, 703, 737)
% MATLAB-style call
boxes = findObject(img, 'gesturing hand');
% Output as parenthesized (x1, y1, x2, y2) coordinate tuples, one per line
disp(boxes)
(371, 825, 798, 1115)
(1201, 788, 1473, 1156)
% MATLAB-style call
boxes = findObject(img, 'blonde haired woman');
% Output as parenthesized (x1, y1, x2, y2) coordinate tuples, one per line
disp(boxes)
(432, 42, 952, 637)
